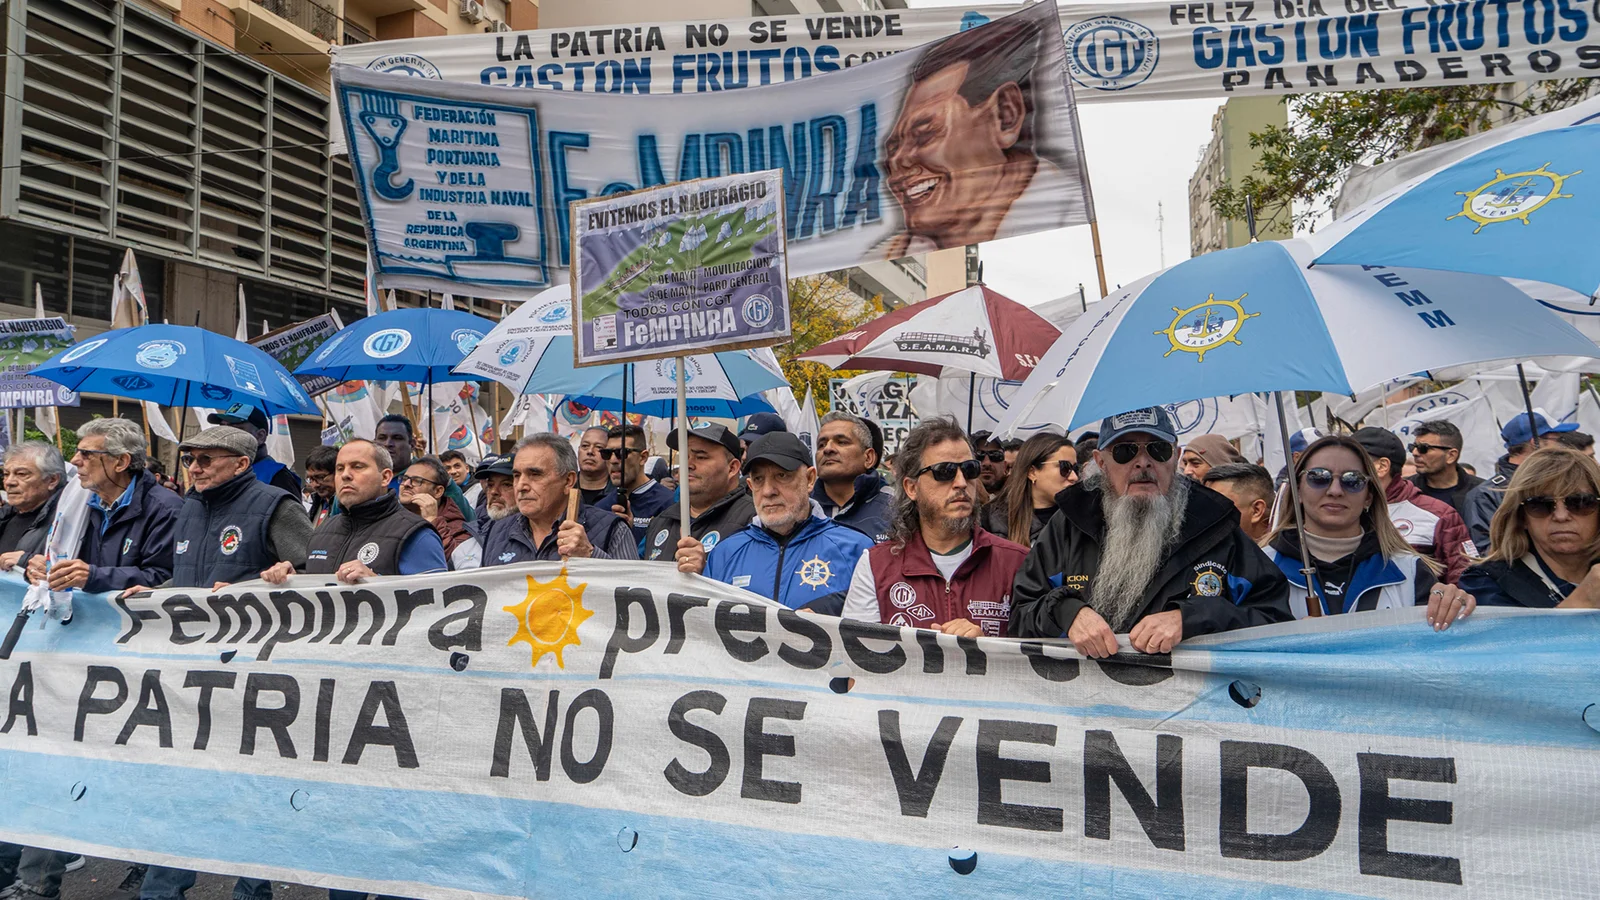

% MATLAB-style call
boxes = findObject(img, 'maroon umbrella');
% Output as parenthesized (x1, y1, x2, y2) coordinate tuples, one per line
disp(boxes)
(798, 284, 1059, 381)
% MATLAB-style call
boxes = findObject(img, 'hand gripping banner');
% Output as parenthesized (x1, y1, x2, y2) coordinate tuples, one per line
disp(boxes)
(1, 565, 1598, 898)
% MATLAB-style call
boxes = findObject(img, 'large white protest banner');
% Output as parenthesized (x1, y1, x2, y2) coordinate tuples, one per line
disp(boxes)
(2, 567, 1599, 898)
(334, 0, 1600, 111)
(333, 2, 1091, 300)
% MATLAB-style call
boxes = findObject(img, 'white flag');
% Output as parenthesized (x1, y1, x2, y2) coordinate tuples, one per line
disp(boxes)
(798, 387, 820, 456)
(1389, 384, 1505, 475)
(110, 249, 147, 331)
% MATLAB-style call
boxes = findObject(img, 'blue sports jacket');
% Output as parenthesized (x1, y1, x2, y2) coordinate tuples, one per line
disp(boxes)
(705, 505, 874, 609)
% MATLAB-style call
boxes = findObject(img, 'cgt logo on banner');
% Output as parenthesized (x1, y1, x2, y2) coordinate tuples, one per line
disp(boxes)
(0, 567, 1597, 898)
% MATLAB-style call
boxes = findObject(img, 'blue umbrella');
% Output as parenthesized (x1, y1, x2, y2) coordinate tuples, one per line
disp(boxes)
(993, 239, 1599, 433)
(297, 307, 496, 383)
(1313, 97, 1600, 297)
(32, 324, 317, 416)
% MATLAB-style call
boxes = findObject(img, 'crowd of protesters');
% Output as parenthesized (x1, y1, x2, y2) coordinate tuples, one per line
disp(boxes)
(2, 398, 1597, 899)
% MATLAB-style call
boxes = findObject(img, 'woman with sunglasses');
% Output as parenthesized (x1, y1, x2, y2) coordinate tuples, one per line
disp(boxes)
(1458, 447, 1600, 608)
(989, 433, 1077, 549)
(1265, 435, 1475, 627)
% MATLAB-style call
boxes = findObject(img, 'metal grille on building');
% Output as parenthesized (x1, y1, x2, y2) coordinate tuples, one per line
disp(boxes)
(0, 0, 365, 303)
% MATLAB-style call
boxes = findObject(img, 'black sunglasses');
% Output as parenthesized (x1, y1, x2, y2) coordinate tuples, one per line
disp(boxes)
(1108, 440, 1174, 465)
(599, 447, 636, 460)
(1522, 493, 1600, 518)
(1303, 467, 1370, 493)
(1408, 442, 1449, 455)
(976, 450, 1006, 463)
(914, 459, 981, 483)
(1035, 459, 1077, 478)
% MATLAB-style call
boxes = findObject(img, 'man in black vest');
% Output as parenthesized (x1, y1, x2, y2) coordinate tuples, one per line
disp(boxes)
(262, 439, 445, 584)
(132, 424, 312, 900)
(152, 426, 311, 593)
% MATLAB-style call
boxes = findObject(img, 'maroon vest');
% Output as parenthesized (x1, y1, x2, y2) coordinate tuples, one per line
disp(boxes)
(868, 527, 1028, 636)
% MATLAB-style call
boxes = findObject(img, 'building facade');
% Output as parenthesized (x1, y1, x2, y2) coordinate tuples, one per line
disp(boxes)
(1187, 97, 1290, 255)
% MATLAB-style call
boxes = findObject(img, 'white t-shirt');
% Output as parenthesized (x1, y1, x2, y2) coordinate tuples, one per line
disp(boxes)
(840, 540, 974, 623)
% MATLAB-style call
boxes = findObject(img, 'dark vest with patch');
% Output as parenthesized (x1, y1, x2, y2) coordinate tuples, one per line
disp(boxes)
(304, 491, 427, 576)
(171, 472, 291, 588)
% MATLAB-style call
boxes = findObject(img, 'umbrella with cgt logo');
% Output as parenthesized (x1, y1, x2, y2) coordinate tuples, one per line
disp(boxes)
(31, 324, 318, 422)
(296, 306, 496, 452)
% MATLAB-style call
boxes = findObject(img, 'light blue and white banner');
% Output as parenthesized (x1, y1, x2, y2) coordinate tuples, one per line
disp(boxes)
(334, 1, 1091, 300)
(1, 567, 1598, 898)
(335, 0, 1600, 106)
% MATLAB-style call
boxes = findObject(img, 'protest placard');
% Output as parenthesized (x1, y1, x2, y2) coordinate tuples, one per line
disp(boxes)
(571, 170, 789, 366)
(0, 318, 78, 409)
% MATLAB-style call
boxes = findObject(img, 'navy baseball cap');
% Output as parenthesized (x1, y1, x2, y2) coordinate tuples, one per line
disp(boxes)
(740, 412, 788, 442)
(1502, 410, 1576, 448)
(1097, 407, 1178, 446)
(1288, 427, 1325, 455)
(742, 432, 812, 471)
(474, 455, 514, 479)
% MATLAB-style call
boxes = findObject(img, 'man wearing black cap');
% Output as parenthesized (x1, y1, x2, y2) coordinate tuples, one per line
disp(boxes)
(208, 402, 301, 497)
(1352, 426, 1473, 584)
(812, 411, 893, 542)
(644, 424, 754, 562)
(472, 454, 517, 536)
(738, 412, 788, 461)
(1010, 407, 1292, 656)
(677, 432, 873, 609)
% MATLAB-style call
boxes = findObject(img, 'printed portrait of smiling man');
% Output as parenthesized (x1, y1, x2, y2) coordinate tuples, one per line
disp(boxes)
(879, 15, 1072, 258)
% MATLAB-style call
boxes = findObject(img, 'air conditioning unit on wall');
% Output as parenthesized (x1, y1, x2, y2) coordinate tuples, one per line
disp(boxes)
(487, 19, 511, 32)
(459, 0, 483, 23)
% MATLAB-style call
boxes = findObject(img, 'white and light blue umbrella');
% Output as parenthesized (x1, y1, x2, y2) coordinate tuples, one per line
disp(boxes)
(32, 324, 317, 416)
(1313, 95, 1600, 297)
(993, 239, 1600, 434)
(454, 285, 788, 415)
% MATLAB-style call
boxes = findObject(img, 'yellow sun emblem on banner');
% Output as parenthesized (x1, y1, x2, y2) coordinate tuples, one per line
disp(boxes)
(503, 573, 593, 669)
(1448, 163, 1580, 233)
(1156, 293, 1258, 362)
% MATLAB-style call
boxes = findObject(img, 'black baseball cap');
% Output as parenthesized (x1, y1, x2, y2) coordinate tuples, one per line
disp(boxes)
(669, 422, 742, 458)
(208, 402, 268, 430)
(740, 412, 788, 442)
(1352, 426, 1406, 469)
(742, 432, 813, 472)
(475, 455, 514, 479)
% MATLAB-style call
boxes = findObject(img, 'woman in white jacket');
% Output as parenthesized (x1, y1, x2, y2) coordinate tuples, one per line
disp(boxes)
(1264, 435, 1474, 627)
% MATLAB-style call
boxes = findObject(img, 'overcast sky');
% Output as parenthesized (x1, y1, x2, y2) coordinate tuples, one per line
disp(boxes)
(907, 0, 1225, 307)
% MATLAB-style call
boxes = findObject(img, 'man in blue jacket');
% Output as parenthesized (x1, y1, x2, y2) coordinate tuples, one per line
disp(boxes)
(677, 432, 872, 609)
(812, 411, 893, 541)
(27, 418, 182, 595)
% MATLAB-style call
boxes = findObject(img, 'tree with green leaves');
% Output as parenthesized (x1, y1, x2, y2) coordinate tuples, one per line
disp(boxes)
(1210, 81, 1593, 236)
(773, 274, 885, 415)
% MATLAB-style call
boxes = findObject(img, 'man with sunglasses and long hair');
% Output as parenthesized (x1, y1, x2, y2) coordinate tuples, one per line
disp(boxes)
(841, 417, 1029, 636)
(1010, 407, 1292, 657)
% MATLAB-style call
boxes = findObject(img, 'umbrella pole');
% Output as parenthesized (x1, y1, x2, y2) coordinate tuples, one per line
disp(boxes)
(676, 356, 691, 537)
(1516, 364, 1539, 435)
(1275, 391, 1323, 617)
(427, 375, 436, 456)
(966, 372, 975, 434)
(176, 382, 192, 492)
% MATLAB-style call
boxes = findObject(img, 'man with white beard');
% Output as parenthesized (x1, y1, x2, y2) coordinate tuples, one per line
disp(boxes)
(1009, 407, 1292, 656)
